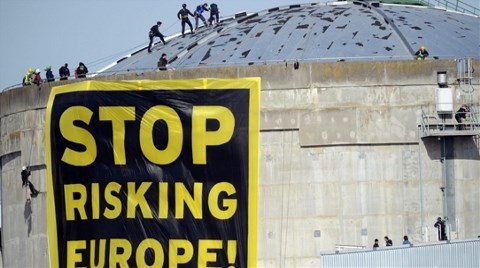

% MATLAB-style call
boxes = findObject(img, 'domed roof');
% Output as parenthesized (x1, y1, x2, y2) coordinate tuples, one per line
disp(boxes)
(100, 1, 480, 75)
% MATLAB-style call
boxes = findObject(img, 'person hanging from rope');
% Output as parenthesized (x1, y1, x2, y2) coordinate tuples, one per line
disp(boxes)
(21, 166, 39, 198)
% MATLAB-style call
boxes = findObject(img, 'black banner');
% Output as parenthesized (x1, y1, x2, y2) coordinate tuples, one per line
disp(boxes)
(46, 79, 260, 267)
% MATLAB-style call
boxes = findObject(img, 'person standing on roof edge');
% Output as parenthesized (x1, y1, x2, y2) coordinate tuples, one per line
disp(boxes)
(177, 3, 195, 38)
(59, 63, 70, 80)
(45, 65, 54, 82)
(22, 68, 34, 86)
(148, 21, 167, 53)
(209, 3, 219, 25)
(415, 46, 429, 60)
(77, 62, 88, 78)
(33, 69, 42, 86)
(194, 3, 209, 30)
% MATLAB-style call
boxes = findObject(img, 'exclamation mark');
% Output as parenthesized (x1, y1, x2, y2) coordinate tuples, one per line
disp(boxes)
(227, 240, 237, 268)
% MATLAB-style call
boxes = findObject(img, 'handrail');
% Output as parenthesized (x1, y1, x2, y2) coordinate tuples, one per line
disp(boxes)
(420, 108, 480, 137)
(468, 107, 480, 130)
(420, 111, 436, 137)
(420, 0, 479, 16)
(381, 0, 479, 16)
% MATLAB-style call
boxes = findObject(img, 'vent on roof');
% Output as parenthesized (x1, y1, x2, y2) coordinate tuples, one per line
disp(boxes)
(235, 11, 247, 18)
(117, 57, 128, 63)
(187, 42, 198, 50)
(238, 13, 258, 23)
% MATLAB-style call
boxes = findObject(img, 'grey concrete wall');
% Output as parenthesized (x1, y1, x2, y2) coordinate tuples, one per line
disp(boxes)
(1, 60, 479, 268)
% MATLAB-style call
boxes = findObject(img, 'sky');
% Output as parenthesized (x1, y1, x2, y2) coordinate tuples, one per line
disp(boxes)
(0, 0, 479, 91)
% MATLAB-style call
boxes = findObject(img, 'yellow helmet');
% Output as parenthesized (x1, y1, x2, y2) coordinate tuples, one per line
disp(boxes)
(420, 46, 426, 50)
(28, 67, 33, 73)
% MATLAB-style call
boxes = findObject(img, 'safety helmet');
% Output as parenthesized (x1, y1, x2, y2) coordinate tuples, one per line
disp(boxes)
(35, 68, 41, 74)
(420, 46, 425, 50)
(28, 67, 33, 73)
(22, 166, 27, 170)
(45, 65, 51, 70)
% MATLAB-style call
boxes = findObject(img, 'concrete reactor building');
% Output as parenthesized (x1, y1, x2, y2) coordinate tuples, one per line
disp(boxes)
(1, 1, 479, 267)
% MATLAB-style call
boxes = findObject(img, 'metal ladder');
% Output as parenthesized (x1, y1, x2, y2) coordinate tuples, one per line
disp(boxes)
(457, 58, 479, 131)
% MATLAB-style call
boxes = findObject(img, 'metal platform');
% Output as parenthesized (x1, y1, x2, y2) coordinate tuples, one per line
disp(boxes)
(420, 123, 480, 138)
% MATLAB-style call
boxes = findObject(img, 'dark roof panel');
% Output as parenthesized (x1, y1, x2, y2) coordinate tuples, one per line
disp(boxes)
(99, 1, 480, 75)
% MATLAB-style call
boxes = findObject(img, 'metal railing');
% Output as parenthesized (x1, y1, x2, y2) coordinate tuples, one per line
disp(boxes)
(420, 107, 480, 137)
(421, 0, 480, 15)
(321, 239, 480, 268)
(381, 0, 479, 16)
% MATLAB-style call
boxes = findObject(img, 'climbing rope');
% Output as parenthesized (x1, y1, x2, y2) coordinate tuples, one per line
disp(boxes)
(85, 20, 179, 72)
(26, 86, 43, 167)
